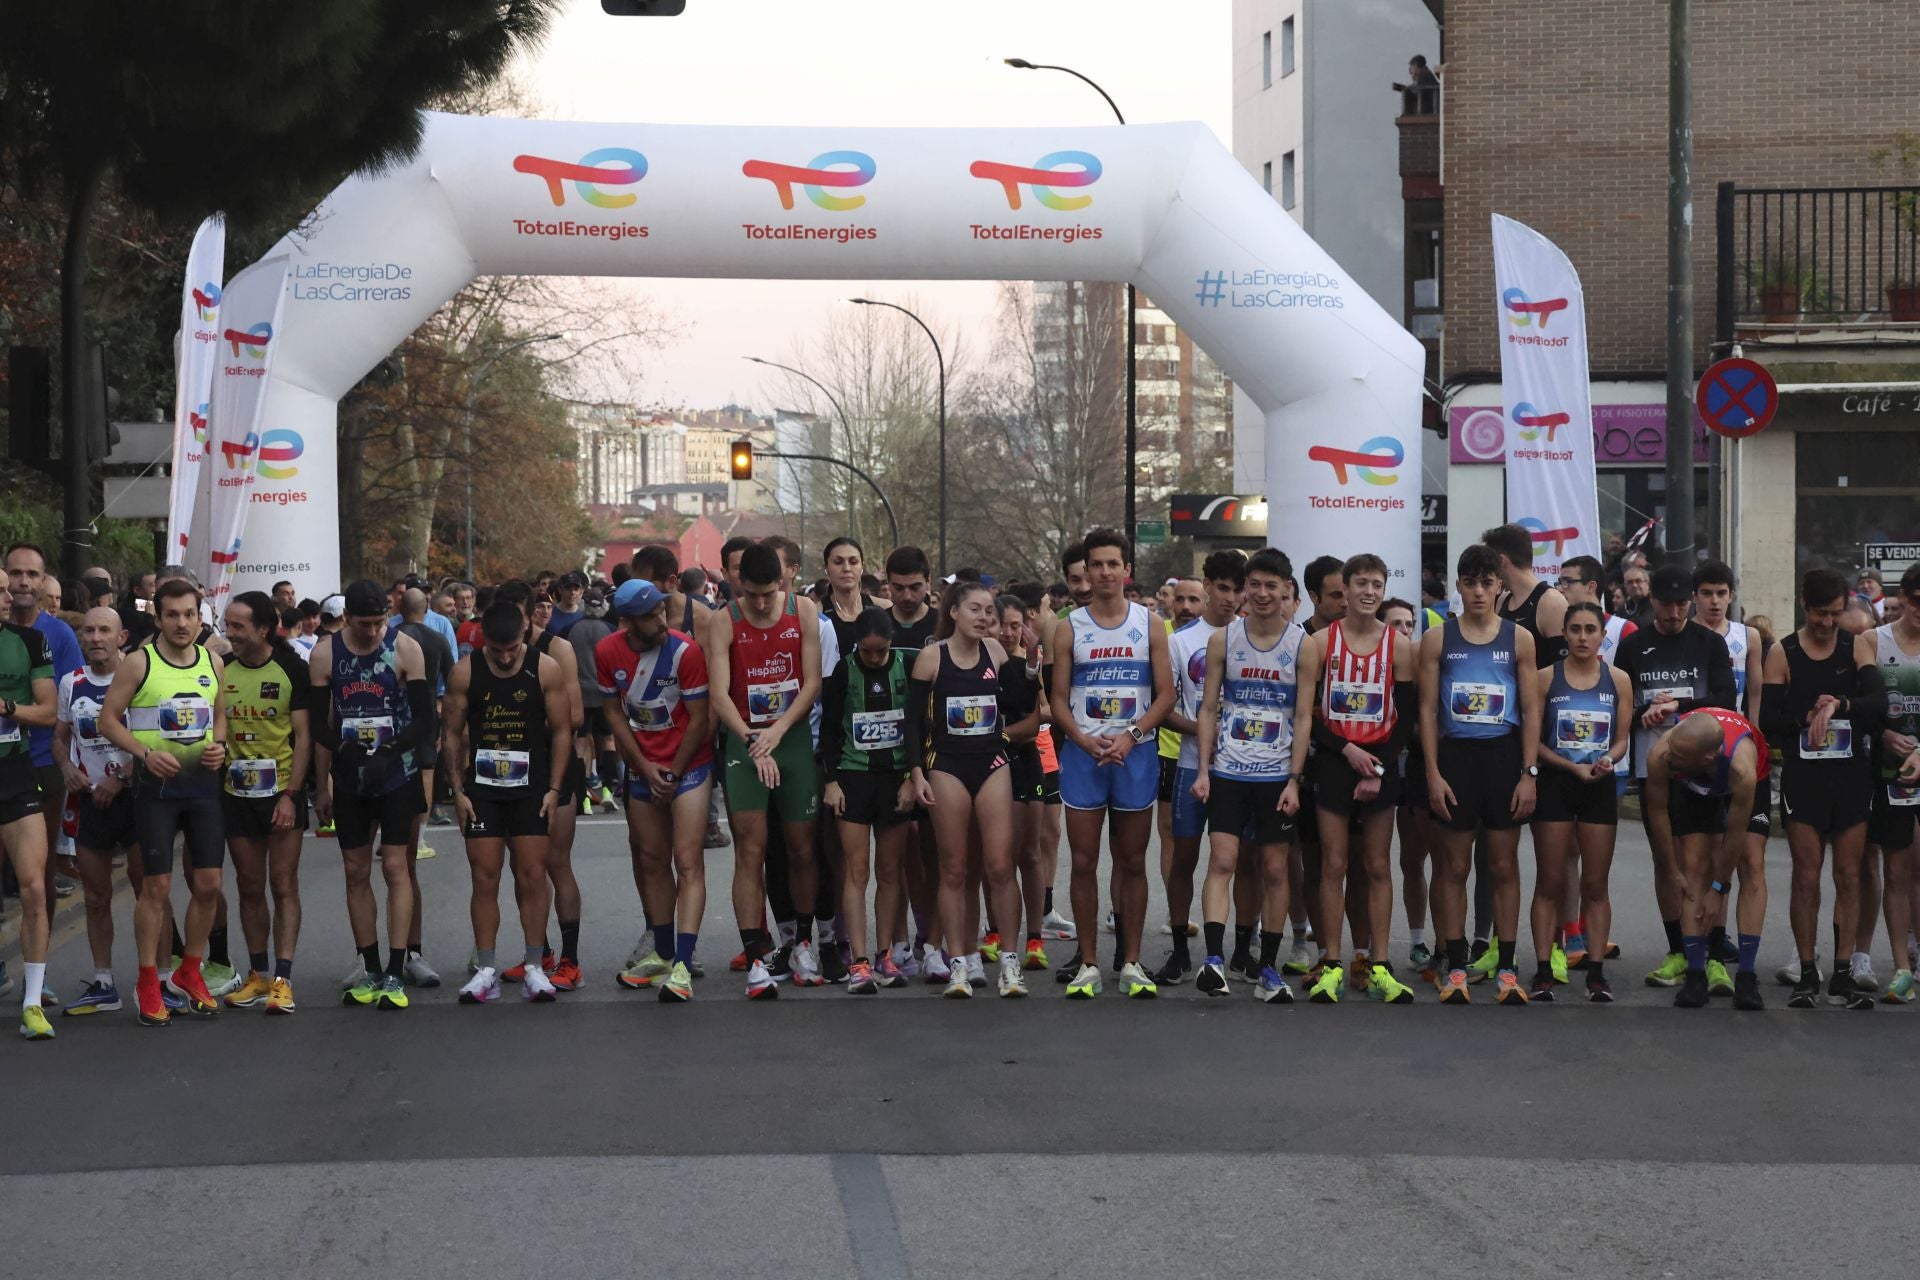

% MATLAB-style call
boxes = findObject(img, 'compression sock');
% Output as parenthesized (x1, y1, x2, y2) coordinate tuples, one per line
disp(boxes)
(1681, 934, 1708, 974)
(358, 944, 382, 977)
(22, 962, 45, 1010)
(1496, 939, 1516, 972)
(207, 927, 231, 968)
(1663, 919, 1684, 956)
(1260, 930, 1285, 971)
(1044, 887, 1054, 915)
(651, 921, 673, 960)
(1738, 933, 1762, 974)
(386, 948, 407, 979)
(249, 951, 269, 976)
(1446, 937, 1469, 972)
(1170, 923, 1190, 960)
(1232, 924, 1253, 960)
(274, 957, 294, 981)
(560, 919, 581, 963)
(1203, 922, 1227, 959)
(675, 932, 698, 966)
(777, 919, 798, 947)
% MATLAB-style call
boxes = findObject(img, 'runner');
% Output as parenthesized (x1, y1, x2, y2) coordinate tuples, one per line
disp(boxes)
(1382, 599, 1437, 976)
(1761, 567, 1883, 1011)
(99, 579, 228, 1025)
(632, 544, 720, 846)
(1868, 565, 1920, 1003)
(1148, 574, 1209, 983)
(1484, 523, 1570, 668)
(1296, 552, 1419, 1004)
(566, 586, 619, 811)
(390, 587, 451, 984)
(597, 580, 714, 1002)
(884, 544, 944, 979)
(1050, 528, 1176, 999)
(2, 603, 58, 1038)
(908, 579, 1035, 998)
(1553, 555, 1634, 964)
(217, 592, 312, 1014)
(995, 593, 1052, 974)
(309, 580, 432, 1012)
(1643, 708, 1772, 1011)
(445, 599, 573, 1006)
(706, 543, 823, 998)
(1192, 547, 1308, 1004)
(1419, 543, 1542, 1005)
(1530, 602, 1631, 1002)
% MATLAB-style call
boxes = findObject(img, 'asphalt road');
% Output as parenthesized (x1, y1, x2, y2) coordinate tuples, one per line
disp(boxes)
(4, 809, 1916, 1278)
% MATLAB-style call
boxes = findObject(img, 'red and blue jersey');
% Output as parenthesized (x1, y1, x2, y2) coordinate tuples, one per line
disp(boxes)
(596, 628, 711, 770)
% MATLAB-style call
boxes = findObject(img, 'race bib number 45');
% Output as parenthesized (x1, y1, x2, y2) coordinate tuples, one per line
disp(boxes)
(1226, 708, 1284, 744)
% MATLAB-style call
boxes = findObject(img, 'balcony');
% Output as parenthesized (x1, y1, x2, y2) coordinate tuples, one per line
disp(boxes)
(1717, 182, 1920, 341)
(1397, 89, 1440, 200)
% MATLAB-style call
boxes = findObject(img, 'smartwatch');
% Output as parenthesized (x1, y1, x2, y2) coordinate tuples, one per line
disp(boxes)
(1710, 879, 1731, 896)
(1525, 764, 1539, 778)
(1128, 726, 1150, 745)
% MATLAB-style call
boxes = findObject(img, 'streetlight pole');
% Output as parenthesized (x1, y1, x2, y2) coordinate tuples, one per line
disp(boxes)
(745, 355, 889, 549)
(1005, 58, 1134, 543)
(464, 332, 561, 582)
(849, 298, 945, 573)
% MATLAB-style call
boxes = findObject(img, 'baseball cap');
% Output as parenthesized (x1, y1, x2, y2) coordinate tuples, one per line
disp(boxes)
(613, 579, 665, 617)
(343, 579, 389, 617)
(1650, 564, 1692, 603)
(319, 593, 347, 620)
(558, 570, 588, 590)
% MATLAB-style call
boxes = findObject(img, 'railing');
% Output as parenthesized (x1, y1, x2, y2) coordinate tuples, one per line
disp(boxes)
(1716, 182, 1920, 335)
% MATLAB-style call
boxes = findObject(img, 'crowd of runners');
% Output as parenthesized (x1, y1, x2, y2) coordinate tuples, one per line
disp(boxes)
(5, 523, 1920, 1039)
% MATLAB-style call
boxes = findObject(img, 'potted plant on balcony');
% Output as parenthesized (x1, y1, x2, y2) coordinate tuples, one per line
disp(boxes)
(1869, 131, 1920, 322)
(1747, 259, 1813, 325)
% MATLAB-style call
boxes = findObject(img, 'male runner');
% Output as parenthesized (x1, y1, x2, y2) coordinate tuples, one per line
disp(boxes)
(7, 543, 82, 982)
(1761, 567, 1883, 1010)
(634, 544, 720, 846)
(1148, 574, 1204, 979)
(1419, 543, 1542, 1004)
(2, 606, 58, 1037)
(218, 592, 311, 1014)
(706, 543, 823, 997)
(1484, 523, 1569, 667)
(99, 579, 228, 1025)
(884, 544, 944, 977)
(310, 580, 432, 1012)
(1288, 554, 1346, 975)
(566, 586, 618, 810)
(599, 580, 714, 1001)
(1051, 528, 1176, 998)
(1296, 552, 1419, 1003)
(1868, 565, 1920, 1003)
(392, 588, 451, 976)
(445, 600, 572, 1005)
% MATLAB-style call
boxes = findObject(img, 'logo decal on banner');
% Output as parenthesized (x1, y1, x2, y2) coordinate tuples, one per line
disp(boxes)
(210, 537, 242, 567)
(225, 323, 271, 360)
(513, 148, 649, 207)
(193, 283, 221, 323)
(1502, 287, 1568, 329)
(742, 151, 876, 211)
(256, 429, 304, 479)
(1511, 401, 1569, 442)
(190, 403, 210, 445)
(969, 151, 1101, 210)
(1306, 436, 1402, 485)
(1518, 517, 1579, 556)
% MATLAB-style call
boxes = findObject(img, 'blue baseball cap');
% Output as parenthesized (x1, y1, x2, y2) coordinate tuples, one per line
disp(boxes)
(614, 579, 665, 617)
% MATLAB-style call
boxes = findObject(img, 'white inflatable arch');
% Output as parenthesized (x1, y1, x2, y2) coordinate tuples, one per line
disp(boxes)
(237, 112, 1422, 597)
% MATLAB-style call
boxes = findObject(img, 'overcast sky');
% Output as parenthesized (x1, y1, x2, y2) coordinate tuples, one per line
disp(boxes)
(516, 0, 1232, 409)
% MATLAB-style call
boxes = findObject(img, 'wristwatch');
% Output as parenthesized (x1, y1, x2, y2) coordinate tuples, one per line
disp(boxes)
(1128, 726, 1151, 745)
(1525, 764, 1539, 778)
(1710, 879, 1732, 895)
(1, 698, 13, 718)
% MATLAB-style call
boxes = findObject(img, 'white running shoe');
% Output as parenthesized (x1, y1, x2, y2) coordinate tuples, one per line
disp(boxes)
(745, 960, 779, 1000)
(998, 953, 1028, 997)
(340, 956, 367, 991)
(894, 942, 920, 978)
(1775, 954, 1807, 987)
(791, 941, 826, 988)
(921, 944, 951, 983)
(944, 957, 973, 998)
(458, 968, 502, 1004)
(966, 953, 987, 989)
(403, 952, 441, 988)
(1851, 954, 1879, 992)
(522, 966, 558, 1002)
(1101, 911, 1117, 934)
(1285, 941, 1318, 974)
(1040, 910, 1077, 940)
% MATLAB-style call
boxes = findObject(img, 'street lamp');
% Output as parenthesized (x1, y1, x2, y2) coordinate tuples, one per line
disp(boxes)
(1004, 58, 1136, 544)
(744, 355, 900, 550)
(464, 332, 562, 581)
(849, 297, 946, 574)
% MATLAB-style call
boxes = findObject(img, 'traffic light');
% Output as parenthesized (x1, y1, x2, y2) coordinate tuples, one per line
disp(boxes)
(601, 0, 686, 13)
(730, 438, 754, 480)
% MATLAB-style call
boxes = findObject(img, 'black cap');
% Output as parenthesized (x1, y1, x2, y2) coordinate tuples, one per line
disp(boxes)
(343, 579, 389, 617)
(558, 570, 588, 590)
(1650, 564, 1692, 602)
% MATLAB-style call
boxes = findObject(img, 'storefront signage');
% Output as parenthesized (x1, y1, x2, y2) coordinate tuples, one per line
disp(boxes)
(1449, 402, 1710, 466)
(1169, 493, 1267, 538)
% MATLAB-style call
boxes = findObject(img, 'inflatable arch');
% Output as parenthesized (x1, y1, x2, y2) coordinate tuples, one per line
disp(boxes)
(234, 112, 1423, 598)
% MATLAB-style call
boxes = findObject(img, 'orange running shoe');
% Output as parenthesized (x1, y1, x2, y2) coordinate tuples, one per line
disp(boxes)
(1347, 952, 1371, 992)
(502, 951, 555, 983)
(728, 950, 749, 972)
(550, 958, 582, 991)
(1437, 969, 1471, 1004)
(165, 967, 218, 1016)
(1495, 970, 1530, 1005)
(1023, 937, 1049, 970)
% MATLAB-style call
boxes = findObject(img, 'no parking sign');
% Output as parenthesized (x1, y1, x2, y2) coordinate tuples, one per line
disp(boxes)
(1696, 358, 1778, 439)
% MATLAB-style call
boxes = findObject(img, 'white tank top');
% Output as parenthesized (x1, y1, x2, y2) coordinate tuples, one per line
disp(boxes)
(1213, 617, 1305, 781)
(1601, 615, 1629, 664)
(1719, 621, 1751, 708)
(1067, 602, 1154, 737)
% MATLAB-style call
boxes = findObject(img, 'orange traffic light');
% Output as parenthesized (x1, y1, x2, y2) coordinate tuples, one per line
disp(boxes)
(730, 437, 753, 480)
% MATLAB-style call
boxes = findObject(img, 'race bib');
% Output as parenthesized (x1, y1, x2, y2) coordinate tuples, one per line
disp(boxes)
(1801, 718, 1853, 760)
(1643, 686, 1693, 709)
(1554, 708, 1611, 756)
(0, 714, 17, 745)
(747, 679, 798, 726)
(627, 698, 674, 733)
(228, 758, 278, 798)
(1888, 781, 1920, 807)
(160, 698, 212, 741)
(1226, 707, 1285, 744)
(1326, 681, 1384, 724)
(851, 708, 904, 750)
(945, 694, 999, 736)
(1082, 687, 1139, 726)
(1449, 681, 1509, 725)
(474, 748, 531, 788)
(342, 715, 394, 749)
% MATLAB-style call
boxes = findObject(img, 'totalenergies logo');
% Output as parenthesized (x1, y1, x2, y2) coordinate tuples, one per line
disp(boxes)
(1502, 287, 1569, 329)
(190, 403, 210, 446)
(224, 323, 271, 360)
(256, 428, 304, 480)
(193, 282, 221, 323)
(1518, 517, 1579, 557)
(209, 537, 242, 567)
(513, 147, 649, 208)
(1306, 436, 1403, 486)
(742, 150, 876, 211)
(969, 150, 1101, 211)
(221, 431, 260, 471)
(1511, 401, 1570, 443)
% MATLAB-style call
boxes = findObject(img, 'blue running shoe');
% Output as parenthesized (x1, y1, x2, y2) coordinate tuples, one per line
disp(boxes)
(161, 985, 186, 1012)
(62, 980, 122, 1016)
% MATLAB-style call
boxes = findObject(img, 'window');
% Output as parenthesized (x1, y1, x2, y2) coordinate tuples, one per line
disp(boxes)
(1261, 30, 1272, 88)
(1262, 160, 1272, 194)
(1281, 16, 1296, 77)
(1281, 151, 1296, 210)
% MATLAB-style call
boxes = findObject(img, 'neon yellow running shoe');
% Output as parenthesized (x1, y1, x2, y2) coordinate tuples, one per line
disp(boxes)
(1308, 963, 1343, 1003)
(1549, 943, 1570, 985)
(341, 974, 382, 1007)
(1369, 964, 1415, 1004)
(1064, 963, 1103, 999)
(1706, 958, 1735, 997)
(1645, 952, 1688, 988)
(20, 1004, 54, 1040)
(1468, 936, 1501, 983)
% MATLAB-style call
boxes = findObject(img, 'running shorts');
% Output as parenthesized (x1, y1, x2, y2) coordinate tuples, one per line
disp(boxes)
(1780, 762, 1871, 838)
(1008, 743, 1045, 804)
(1870, 781, 1919, 851)
(721, 729, 819, 823)
(0, 757, 42, 827)
(464, 789, 548, 840)
(1310, 750, 1400, 818)
(834, 769, 913, 827)
(1532, 768, 1618, 826)
(1432, 735, 1525, 833)
(222, 790, 308, 842)
(1157, 754, 1180, 804)
(1058, 738, 1157, 812)
(133, 775, 225, 876)
(331, 774, 426, 850)
(74, 788, 137, 852)
(1667, 772, 1773, 839)
(625, 760, 714, 805)
(1206, 775, 1295, 846)
(1170, 765, 1206, 838)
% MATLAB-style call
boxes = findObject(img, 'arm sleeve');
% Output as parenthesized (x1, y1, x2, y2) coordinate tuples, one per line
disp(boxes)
(1760, 682, 1793, 740)
(1849, 661, 1889, 730)
(389, 679, 434, 753)
(1309, 716, 1347, 755)
(905, 676, 932, 771)
(1382, 681, 1419, 758)
(818, 664, 848, 769)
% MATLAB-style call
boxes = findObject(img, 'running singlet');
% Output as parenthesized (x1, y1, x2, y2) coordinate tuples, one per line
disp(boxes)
(596, 629, 712, 770)
(1544, 661, 1617, 767)
(1682, 707, 1770, 797)
(57, 666, 130, 783)
(1212, 617, 1304, 782)
(889, 609, 937, 666)
(1066, 602, 1154, 737)
(128, 644, 219, 794)
(727, 596, 803, 730)
(1876, 624, 1920, 803)
(1437, 618, 1520, 739)
(1600, 615, 1635, 665)
(1501, 581, 1560, 668)
(464, 649, 550, 793)
(329, 633, 416, 794)
(1718, 622, 1751, 707)
(825, 649, 909, 773)
(221, 648, 309, 799)
(0, 625, 51, 762)
(1167, 618, 1220, 769)
(1319, 620, 1397, 746)
(1783, 631, 1867, 768)
(925, 643, 1006, 763)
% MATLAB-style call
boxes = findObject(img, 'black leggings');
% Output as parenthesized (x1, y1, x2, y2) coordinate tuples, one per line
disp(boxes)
(135, 784, 225, 877)
(930, 751, 1008, 798)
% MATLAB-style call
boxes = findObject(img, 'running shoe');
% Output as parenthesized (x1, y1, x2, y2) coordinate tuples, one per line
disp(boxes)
(62, 980, 121, 1016)
(1282, 941, 1317, 975)
(847, 960, 878, 995)
(579, 792, 593, 816)
(1585, 974, 1614, 1004)
(1528, 967, 1558, 1002)
(790, 941, 827, 988)
(1101, 910, 1117, 933)
(374, 974, 409, 1010)
(1054, 954, 1081, 984)
(522, 967, 559, 1002)
(1830, 968, 1875, 1012)
(1774, 955, 1805, 987)
(1307, 963, 1342, 1004)
(1645, 952, 1687, 988)
(37, 983, 58, 1009)
(1468, 937, 1501, 984)
(1851, 954, 1880, 992)
(704, 823, 730, 850)
(944, 959, 972, 998)
(920, 945, 952, 984)
(1788, 966, 1822, 1009)
(342, 974, 383, 1007)
(980, 932, 1003, 964)
(1195, 956, 1230, 996)
(1672, 970, 1707, 1008)
(745, 959, 779, 1000)
(550, 958, 582, 991)
(502, 952, 554, 983)
(998, 954, 1028, 998)
(404, 953, 442, 988)
(966, 953, 988, 989)
(617, 949, 671, 990)
(20, 1005, 54, 1041)
(1228, 953, 1260, 983)
(266, 978, 296, 1014)
(1040, 909, 1077, 940)
(728, 949, 749, 973)
(1346, 954, 1372, 993)
(1369, 965, 1415, 1004)
(1562, 931, 1589, 970)
(1706, 958, 1735, 998)
(1882, 968, 1916, 1005)
(1023, 938, 1049, 971)
(1732, 971, 1764, 1011)
(1119, 961, 1158, 998)
(162, 986, 184, 1012)
(1151, 950, 1191, 986)
(415, 842, 436, 860)
(1437, 969, 1471, 1004)
(875, 953, 908, 988)
(1548, 944, 1570, 985)
(1064, 963, 1103, 999)
(341, 956, 368, 990)
(1604, 940, 1621, 960)
(896, 943, 920, 978)
(225, 971, 274, 1009)
(819, 943, 849, 986)
(202, 961, 241, 998)
(1494, 969, 1529, 1005)
(317, 820, 336, 838)
(459, 969, 502, 1004)
(659, 961, 694, 1003)
(1407, 942, 1434, 974)
(1257, 967, 1295, 1003)
(166, 968, 219, 1016)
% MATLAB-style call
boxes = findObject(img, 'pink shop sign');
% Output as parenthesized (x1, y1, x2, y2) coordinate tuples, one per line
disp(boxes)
(1449, 402, 1711, 466)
